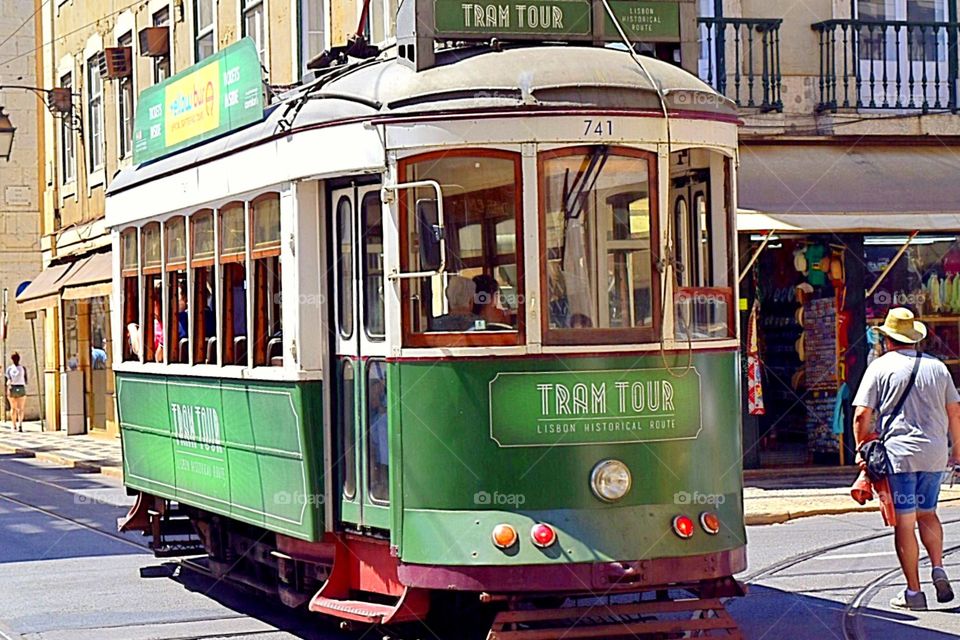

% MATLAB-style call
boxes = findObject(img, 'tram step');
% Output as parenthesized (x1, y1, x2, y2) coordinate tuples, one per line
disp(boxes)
(488, 598, 742, 639)
(309, 596, 397, 624)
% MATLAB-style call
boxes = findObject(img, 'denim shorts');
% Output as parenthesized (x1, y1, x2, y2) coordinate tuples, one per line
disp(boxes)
(888, 471, 946, 514)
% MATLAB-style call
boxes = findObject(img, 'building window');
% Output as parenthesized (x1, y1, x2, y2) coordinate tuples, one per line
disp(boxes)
(242, 0, 266, 63)
(299, 0, 325, 73)
(153, 7, 171, 83)
(86, 55, 104, 171)
(194, 0, 215, 62)
(60, 72, 75, 184)
(117, 33, 134, 159)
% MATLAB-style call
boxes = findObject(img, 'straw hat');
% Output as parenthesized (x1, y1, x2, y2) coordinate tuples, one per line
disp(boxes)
(875, 307, 927, 344)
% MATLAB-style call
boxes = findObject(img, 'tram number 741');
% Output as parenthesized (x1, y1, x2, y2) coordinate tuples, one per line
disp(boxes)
(583, 119, 613, 136)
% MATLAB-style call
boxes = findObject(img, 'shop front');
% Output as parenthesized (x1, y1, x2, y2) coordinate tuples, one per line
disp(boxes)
(737, 142, 960, 468)
(15, 250, 115, 435)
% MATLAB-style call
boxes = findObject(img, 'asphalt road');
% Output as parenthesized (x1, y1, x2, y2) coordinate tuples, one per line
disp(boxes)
(4, 451, 960, 639)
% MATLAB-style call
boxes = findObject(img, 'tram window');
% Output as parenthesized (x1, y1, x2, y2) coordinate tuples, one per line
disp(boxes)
(670, 149, 734, 340)
(361, 191, 385, 340)
(401, 151, 522, 346)
(339, 360, 356, 500)
(142, 222, 163, 362)
(165, 216, 189, 363)
(540, 147, 656, 344)
(366, 360, 389, 503)
(191, 210, 218, 364)
(251, 194, 282, 366)
(121, 229, 140, 361)
(336, 195, 354, 338)
(220, 202, 248, 366)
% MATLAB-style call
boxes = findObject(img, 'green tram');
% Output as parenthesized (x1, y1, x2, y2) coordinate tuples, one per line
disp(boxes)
(108, 41, 745, 635)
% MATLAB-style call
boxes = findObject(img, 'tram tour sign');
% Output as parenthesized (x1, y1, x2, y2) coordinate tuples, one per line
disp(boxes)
(488, 368, 702, 447)
(133, 38, 264, 165)
(433, 0, 680, 41)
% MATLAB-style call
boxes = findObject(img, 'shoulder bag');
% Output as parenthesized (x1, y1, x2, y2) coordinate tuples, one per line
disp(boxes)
(859, 353, 922, 483)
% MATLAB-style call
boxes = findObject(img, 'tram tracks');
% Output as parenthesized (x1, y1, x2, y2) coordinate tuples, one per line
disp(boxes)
(742, 515, 960, 640)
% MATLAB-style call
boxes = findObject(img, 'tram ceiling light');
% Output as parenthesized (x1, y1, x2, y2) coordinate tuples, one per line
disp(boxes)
(672, 515, 695, 540)
(590, 459, 632, 503)
(700, 512, 721, 536)
(0, 108, 15, 161)
(531, 523, 557, 548)
(492, 524, 518, 549)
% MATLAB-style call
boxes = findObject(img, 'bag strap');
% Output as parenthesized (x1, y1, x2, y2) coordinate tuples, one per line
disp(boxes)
(880, 352, 922, 441)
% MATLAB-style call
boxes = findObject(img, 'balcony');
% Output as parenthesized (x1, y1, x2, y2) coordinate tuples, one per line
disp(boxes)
(698, 17, 783, 112)
(812, 19, 959, 112)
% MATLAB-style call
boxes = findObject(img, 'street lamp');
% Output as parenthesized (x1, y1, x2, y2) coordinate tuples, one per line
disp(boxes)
(0, 108, 15, 161)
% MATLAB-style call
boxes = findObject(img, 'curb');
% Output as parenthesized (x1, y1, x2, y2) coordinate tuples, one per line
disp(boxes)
(0, 443, 123, 479)
(745, 504, 876, 526)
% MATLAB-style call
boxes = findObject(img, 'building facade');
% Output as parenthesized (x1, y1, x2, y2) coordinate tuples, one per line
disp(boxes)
(25, 0, 384, 434)
(0, 0, 45, 422)
(699, 0, 960, 467)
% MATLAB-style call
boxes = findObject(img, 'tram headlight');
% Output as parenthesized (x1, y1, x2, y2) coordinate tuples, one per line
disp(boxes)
(590, 459, 632, 503)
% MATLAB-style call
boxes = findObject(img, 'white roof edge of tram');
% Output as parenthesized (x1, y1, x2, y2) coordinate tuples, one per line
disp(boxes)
(106, 45, 736, 201)
(737, 210, 960, 234)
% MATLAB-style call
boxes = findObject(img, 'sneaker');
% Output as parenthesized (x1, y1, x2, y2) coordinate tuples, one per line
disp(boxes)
(933, 567, 955, 603)
(890, 589, 928, 611)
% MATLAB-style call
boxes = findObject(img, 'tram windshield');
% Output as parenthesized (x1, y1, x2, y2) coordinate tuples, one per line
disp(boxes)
(541, 147, 656, 344)
(401, 151, 522, 345)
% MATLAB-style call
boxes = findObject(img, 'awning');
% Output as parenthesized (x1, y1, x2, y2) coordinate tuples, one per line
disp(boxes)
(61, 252, 112, 300)
(15, 262, 75, 312)
(738, 145, 960, 233)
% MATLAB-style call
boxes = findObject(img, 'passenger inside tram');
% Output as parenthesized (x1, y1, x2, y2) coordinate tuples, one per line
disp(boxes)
(431, 275, 482, 331)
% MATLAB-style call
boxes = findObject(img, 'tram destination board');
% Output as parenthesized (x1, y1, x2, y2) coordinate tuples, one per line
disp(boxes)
(488, 368, 702, 447)
(433, 0, 680, 41)
(133, 38, 264, 165)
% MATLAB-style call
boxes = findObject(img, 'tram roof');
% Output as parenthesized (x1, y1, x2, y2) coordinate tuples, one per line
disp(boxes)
(108, 45, 734, 197)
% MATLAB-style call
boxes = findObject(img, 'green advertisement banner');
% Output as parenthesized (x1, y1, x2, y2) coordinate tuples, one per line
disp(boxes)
(489, 368, 702, 447)
(434, 0, 679, 40)
(133, 38, 264, 165)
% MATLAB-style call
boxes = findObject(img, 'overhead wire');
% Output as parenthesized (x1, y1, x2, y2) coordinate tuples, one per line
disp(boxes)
(600, 0, 695, 378)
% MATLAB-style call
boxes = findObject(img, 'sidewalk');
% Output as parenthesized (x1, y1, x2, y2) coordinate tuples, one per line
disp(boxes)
(0, 420, 122, 479)
(0, 424, 952, 526)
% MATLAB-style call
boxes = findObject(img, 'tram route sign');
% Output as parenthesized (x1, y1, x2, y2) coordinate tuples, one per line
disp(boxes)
(433, 0, 680, 41)
(488, 368, 702, 447)
(133, 38, 264, 165)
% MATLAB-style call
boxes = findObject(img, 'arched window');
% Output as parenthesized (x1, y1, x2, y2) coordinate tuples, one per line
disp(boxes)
(165, 216, 188, 363)
(141, 222, 162, 362)
(191, 210, 217, 364)
(220, 202, 247, 366)
(251, 193, 281, 366)
(120, 228, 140, 361)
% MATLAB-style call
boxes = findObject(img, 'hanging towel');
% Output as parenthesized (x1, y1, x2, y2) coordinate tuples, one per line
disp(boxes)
(747, 299, 765, 416)
(832, 382, 851, 436)
(850, 433, 896, 527)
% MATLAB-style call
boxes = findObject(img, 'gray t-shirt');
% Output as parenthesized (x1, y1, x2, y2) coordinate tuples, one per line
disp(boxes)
(853, 350, 960, 473)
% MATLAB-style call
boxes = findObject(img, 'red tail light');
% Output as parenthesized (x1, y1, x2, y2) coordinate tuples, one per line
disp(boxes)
(531, 523, 557, 548)
(672, 515, 695, 539)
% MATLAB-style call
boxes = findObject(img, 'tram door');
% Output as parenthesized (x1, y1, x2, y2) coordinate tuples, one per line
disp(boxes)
(331, 183, 390, 531)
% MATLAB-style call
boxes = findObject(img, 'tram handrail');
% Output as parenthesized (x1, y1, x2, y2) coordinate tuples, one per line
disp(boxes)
(382, 179, 447, 280)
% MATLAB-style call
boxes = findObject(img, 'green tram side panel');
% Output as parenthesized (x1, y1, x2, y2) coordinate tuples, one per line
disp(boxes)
(391, 352, 745, 566)
(117, 373, 324, 541)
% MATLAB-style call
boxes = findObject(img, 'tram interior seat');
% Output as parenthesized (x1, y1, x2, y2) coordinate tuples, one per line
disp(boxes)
(178, 338, 189, 364)
(205, 337, 217, 364)
(267, 337, 282, 367)
(233, 336, 247, 366)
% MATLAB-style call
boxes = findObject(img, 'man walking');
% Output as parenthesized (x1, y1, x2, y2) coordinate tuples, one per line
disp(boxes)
(853, 308, 960, 611)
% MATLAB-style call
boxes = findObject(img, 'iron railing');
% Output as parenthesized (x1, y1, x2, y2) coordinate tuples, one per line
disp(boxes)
(813, 19, 960, 111)
(698, 17, 783, 112)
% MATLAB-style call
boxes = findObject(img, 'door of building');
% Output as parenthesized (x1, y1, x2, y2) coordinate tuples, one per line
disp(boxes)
(856, 0, 949, 108)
